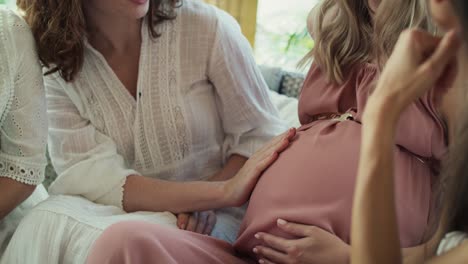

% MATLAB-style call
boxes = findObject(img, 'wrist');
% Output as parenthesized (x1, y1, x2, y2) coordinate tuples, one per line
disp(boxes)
(216, 180, 236, 208)
(364, 93, 403, 129)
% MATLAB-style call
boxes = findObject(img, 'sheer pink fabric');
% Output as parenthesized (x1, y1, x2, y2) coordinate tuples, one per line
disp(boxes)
(87, 63, 447, 264)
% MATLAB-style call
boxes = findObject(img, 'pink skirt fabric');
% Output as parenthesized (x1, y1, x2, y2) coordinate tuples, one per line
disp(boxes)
(86, 221, 252, 264)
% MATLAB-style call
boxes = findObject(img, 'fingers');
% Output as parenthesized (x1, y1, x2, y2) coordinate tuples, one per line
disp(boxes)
(195, 212, 208, 234)
(177, 213, 190, 230)
(203, 212, 217, 235)
(254, 152, 279, 174)
(254, 246, 290, 264)
(250, 128, 296, 170)
(407, 29, 442, 60)
(180, 212, 216, 235)
(258, 259, 277, 264)
(258, 259, 276, 264)
(272, 137, 293, 155)
(255, 232, 291, 253)
(276, 219, 315, 237)
(259, 128, 296, 154)
(419, 30, 460, 84)
(186, 212, 199, 232)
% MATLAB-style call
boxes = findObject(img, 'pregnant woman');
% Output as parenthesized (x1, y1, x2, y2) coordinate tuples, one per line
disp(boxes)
(1, 0, 288, 263)
(86, 0, 450, 263)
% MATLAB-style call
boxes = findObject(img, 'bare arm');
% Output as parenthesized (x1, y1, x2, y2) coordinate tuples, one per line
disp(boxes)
(426, 242, 468, 264)
(123, 175, 227, 214)
(123, 129, 295, 214)
(208, 155, 247, 182)
(351, 97, 402, 264)
(123, 155, 248, 214)
(350, 30, 460, 264)
(0, 178, 35, 220)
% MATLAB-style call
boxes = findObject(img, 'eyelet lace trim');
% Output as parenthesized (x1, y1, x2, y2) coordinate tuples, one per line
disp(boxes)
(0, 156, 44, 185)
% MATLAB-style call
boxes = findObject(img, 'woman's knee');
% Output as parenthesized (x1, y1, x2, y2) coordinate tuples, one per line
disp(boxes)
(86, 221, 169, 264)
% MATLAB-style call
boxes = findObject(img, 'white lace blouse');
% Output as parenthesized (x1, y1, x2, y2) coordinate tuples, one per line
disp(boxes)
(47, 0, 286, 208)
(0, 9, 47, 186)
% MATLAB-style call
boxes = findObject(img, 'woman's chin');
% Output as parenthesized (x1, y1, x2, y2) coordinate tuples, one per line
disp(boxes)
(127, 1, 150, 20)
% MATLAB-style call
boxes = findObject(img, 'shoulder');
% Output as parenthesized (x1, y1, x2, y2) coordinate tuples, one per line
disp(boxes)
(177, 0, 241, 35)
(0, 9, 36, 58)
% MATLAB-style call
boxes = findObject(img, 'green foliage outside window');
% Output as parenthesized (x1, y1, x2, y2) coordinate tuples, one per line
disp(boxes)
(255, 0, 318, 73)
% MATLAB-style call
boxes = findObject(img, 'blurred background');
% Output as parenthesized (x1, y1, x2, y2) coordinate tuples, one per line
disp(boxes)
(256, 0, 318, 72)
(1, 0, 319, 72)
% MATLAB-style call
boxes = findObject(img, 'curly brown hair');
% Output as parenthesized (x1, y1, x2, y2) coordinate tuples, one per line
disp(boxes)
(17, 0, 181, 82)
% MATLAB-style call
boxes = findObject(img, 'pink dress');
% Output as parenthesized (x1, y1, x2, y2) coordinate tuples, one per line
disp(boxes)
(86, 63, 447, 264)
(235, 63, 447, 258)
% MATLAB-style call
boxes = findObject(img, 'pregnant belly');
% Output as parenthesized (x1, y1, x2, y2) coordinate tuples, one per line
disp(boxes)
(234, 121, 432, 258)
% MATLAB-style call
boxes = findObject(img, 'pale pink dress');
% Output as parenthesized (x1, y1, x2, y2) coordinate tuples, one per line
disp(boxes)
(86, 63, 447, 264)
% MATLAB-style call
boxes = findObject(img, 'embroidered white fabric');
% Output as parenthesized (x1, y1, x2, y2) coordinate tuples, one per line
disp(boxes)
(0, 7, 48, 258)
(2, 1, 287, 263)
(46, 0, 286, 209)
(0, 8, 47, 186)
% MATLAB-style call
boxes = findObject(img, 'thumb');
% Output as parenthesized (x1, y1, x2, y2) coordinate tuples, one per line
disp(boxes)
(177, 213, 190, 229)
(418, 30, 460, 85)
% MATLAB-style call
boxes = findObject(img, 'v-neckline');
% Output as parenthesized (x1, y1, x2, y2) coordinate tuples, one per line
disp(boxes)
(85, 19, 147, 108)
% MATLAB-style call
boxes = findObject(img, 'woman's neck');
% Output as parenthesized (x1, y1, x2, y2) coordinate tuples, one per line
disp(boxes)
(84, 7, 142, 55)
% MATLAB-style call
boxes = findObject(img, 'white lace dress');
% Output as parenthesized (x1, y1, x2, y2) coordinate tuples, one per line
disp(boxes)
(0, 8, 48, 257)
(2, 1, 287, 264)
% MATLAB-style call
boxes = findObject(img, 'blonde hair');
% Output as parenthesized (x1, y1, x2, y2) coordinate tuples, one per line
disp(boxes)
(302, 0, 434, 84)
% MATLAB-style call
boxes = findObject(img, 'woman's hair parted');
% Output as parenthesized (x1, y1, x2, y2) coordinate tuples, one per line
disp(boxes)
(17, 0, 181, 82)
(303, 0, 434, 84)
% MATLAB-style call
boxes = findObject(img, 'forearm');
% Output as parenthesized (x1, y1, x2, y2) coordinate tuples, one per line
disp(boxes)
(402, 219, 449, 264)
(0, 177, 36, 220)
(351, 98, 402, 264)
(425, 242, 468, 264)
(123, 175, 231, 214)
(209, 154, 247, 181)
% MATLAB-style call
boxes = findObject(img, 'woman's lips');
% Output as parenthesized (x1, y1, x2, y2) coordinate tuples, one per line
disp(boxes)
(130, 0, 148, 5)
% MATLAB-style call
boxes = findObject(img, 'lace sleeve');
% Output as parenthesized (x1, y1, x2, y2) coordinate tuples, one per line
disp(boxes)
(46, 75, 139, 209)
(0, 12, 47, 185)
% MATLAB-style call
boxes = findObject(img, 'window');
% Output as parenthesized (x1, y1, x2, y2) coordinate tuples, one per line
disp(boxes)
(1, 0, 16, 9)
(255, 0, 319, 72)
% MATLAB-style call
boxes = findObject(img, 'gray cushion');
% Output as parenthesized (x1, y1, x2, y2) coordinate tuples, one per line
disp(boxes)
(258, 65, 283, 93)
(280, 72, 305, 98)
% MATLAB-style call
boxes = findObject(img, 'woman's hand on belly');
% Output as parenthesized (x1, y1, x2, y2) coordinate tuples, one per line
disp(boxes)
(253, 219, 349, 264)
(177, 211, 217, 235)
(223, 128, 296, 207)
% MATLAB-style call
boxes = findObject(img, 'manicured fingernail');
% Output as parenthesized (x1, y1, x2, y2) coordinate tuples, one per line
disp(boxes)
(253, 247, 259, 254)
(255, 233, 260, 239)
(259, 260, 265, 264)
(277, 219, 287, 225)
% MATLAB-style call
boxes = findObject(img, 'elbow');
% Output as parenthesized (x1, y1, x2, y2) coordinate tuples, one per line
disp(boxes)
(17, 184, 37, 201)
(0, 179, 37, 220)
